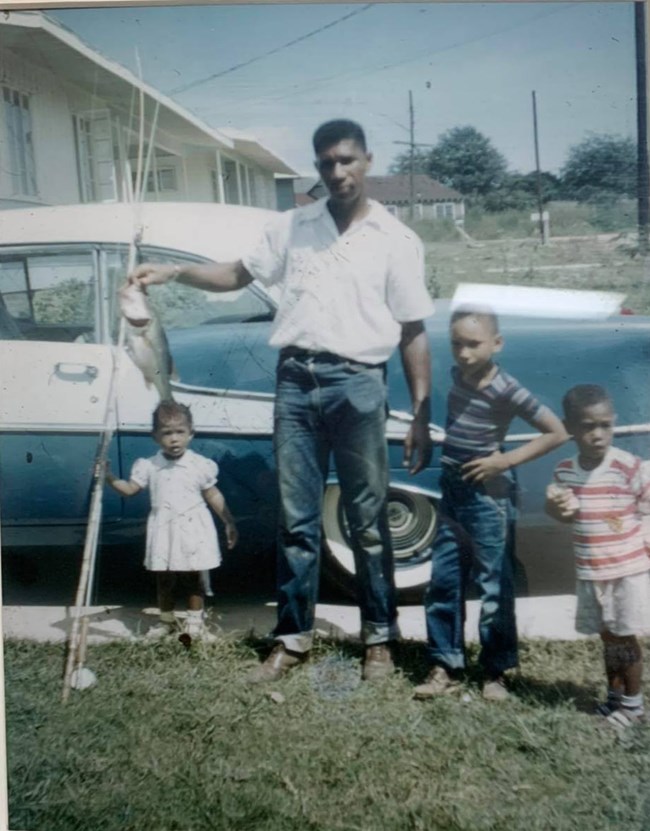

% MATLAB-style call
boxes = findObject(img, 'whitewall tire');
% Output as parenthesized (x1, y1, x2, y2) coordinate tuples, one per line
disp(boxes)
(322, 483, 438, 602)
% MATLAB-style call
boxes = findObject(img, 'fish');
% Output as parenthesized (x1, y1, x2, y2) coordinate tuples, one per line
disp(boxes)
(118, 282, 176, 400)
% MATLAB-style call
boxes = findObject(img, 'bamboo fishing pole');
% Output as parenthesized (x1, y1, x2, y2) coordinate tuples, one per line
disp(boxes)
(62, 68, 160, 702)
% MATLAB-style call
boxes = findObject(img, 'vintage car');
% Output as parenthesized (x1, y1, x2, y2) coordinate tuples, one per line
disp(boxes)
(1, 202, 649, 601)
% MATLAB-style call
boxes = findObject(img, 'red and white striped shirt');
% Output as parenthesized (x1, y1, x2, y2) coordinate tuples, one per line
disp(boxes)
(553, 447, 650, 581)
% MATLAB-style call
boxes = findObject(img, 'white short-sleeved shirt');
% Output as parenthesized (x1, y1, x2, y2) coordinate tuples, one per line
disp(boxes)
(242, 197, 435, 365)
(131, 449, 221, 572)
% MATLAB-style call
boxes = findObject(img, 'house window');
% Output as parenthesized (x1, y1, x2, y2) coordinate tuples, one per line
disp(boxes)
(223, 159, 239, 204)
(131, 166, 177, 195)
(435, 203, 455, 219)
(2, 86, 37, 197)
(435, 203, 454, 219)
(154, 167, 177, 192)
(211, 169, 221, 202)
(73, 110, 118, 203)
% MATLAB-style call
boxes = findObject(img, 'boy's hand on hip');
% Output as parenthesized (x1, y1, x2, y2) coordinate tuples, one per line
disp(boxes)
(461, 452, 509, 483)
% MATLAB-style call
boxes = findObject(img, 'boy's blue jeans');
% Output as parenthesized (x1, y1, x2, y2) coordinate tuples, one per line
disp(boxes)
(272, 351, 399, 654)
(424, 464, 518, 676)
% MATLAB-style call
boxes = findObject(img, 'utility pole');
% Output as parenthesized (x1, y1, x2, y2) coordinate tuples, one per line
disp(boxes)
(393, 91, 435, 224)
(635, 1, 649, 256)
(531, 90, 547, 244)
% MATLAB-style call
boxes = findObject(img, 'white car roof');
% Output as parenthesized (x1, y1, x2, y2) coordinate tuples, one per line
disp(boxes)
(0, 202, 276, 262)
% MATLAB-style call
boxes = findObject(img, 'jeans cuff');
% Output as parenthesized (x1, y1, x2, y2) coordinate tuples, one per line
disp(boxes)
(362, 618, 400, 645)
(275, 632, 313, 654)
(480, 652, 518, 675)
(426, 648, 466, 670)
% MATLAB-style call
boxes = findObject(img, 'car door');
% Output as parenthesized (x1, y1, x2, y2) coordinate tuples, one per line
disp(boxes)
(0, 245, 118, 545)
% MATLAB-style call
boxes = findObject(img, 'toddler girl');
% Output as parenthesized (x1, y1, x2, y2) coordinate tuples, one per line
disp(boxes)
(106, 400, 238, 640)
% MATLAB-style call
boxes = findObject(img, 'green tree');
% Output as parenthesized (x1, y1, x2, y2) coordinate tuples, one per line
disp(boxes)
(427, 126, 508, 199)
(560, 134, 637, 201)
(483, 170, 563, 211)
(388, 148, 431, 176)
(33, 279, 92, 324)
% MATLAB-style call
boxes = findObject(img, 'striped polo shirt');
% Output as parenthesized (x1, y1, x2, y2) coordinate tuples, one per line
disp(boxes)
(441, 365, 545, 466)
(553, 447, 650, 581)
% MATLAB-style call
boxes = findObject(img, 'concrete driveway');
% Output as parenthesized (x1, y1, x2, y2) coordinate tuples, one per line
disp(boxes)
(2, 594, 584, 645)
(1, 546, 584, 645)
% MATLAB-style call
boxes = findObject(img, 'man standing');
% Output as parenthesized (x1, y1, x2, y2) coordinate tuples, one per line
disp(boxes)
(129, 119, 435, 682)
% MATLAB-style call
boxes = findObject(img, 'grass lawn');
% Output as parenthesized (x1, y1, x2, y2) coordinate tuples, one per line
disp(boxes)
(5, 635, 650, 831)
(422, 235, 650, 316)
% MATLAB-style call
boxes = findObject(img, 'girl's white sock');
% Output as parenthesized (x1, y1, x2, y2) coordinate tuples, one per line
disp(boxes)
(621, 693, 644, 716)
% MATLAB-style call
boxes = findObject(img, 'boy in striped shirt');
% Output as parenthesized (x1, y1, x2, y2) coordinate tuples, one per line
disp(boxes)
(414, 305, 568, 702)
(546, 384, 650, 729)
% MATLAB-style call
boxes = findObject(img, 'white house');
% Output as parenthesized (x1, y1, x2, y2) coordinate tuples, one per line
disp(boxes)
(0, 11, 297, 211)
(294, 175, 465, 223)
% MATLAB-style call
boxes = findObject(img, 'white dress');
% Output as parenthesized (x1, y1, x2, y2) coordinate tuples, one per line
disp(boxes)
(130, 449, 221, 572)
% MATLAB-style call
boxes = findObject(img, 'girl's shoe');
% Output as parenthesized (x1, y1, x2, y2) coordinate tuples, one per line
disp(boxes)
(182, 615, 218, 643)
(144, 620, 178, 640)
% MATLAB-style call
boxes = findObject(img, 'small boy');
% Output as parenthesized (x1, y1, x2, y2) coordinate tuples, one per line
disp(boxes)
(545, 384, 650, 728)
(414, 305, 568, 701)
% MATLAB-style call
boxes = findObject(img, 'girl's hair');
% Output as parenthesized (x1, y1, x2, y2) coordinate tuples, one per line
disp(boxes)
(562, 384, 612, 423)
(152, 399, 193, 431)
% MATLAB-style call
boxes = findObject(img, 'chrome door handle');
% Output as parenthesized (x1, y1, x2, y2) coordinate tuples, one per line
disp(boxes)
(54, 362, 99, 381)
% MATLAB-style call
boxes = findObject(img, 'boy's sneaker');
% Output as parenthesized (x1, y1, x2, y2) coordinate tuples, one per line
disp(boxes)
(413, 666, 460, 699)
(482, 675, 510, 702)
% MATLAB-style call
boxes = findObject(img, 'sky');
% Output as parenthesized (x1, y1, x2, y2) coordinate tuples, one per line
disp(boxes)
(49, 2, 638, 178)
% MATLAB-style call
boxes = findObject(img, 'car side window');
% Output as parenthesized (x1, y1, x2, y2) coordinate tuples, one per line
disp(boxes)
(137, 247, 275, 330)
(0, 251, 97, 343)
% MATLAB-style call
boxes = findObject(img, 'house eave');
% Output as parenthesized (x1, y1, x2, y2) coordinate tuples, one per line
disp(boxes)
(1, 11, 240, 156)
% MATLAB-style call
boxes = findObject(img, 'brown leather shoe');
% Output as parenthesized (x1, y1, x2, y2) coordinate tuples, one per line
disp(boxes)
(362, 643, 395, 682)
(482, 675, 511, 702)
(413, 666, 460, 699)
(246, 643, 306, 684)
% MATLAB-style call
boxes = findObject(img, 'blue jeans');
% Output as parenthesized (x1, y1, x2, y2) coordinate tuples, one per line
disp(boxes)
(272, 350, 399, 653)
(424, 464, 518, 676)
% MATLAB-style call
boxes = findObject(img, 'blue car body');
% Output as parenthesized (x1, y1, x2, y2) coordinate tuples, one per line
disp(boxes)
(1, 203, 649, 599)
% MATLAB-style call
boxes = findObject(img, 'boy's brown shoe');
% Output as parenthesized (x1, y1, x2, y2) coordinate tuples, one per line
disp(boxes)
(362, 643, 395, 681)
(246, 643, 306, 684)
(413, 666, 460, 699)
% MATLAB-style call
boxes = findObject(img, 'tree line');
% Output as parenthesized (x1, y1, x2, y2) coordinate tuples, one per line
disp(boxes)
(389, 126, 637, 212)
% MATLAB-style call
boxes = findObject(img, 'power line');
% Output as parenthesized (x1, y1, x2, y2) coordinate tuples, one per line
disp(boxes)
(188, 4, 570, 114)
(168, 4, 374, 95)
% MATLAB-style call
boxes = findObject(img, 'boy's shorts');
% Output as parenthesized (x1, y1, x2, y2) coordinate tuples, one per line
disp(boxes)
(576, 571, 650, 637)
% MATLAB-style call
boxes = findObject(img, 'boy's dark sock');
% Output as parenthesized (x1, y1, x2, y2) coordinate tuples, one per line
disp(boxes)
(596, 689, 622, 716)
